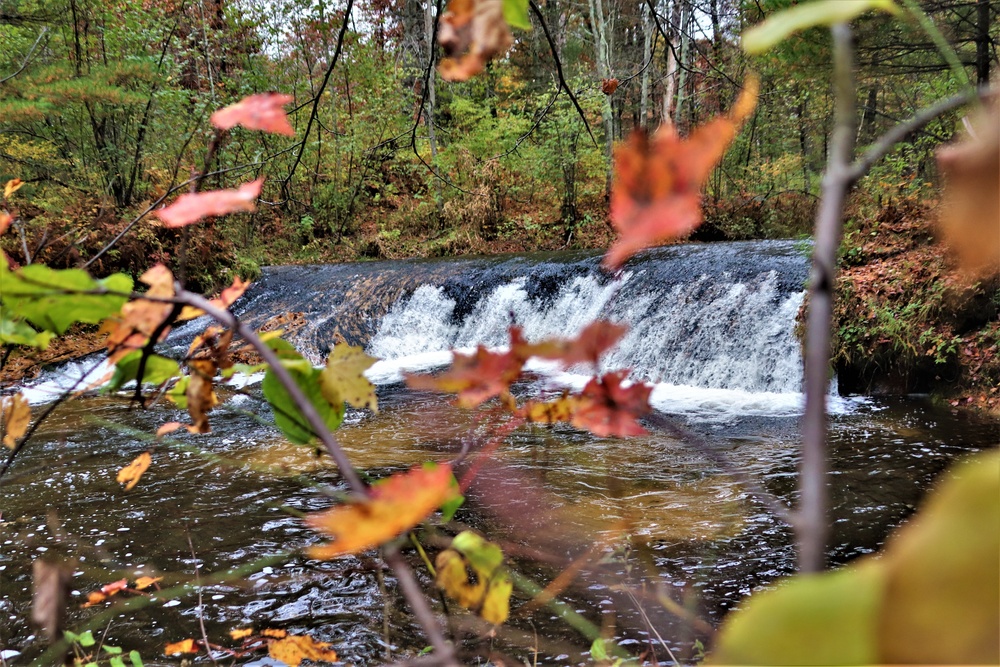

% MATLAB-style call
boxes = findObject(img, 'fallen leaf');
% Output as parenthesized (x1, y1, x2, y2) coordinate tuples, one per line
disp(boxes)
(267, 634, 338, 666)
(164, 638, 198, 655)
(319, 344, 378, 413)
(937, 98, 1000, 275)
(211, 93, 295, 136)
(438, 0, 513, 82)
(230, 627, 254, 640)
(605, 77, 758, 270)
(156, 421, 184, 438)
(134, 576, 162, 590)
(155, 179, 264, 228)
(4, 178, 24, 199)
(116, 452, 152, 491)
(306, 464, 458, 558)
(261, 628, 288, 639)
(1, 392, 31, 449)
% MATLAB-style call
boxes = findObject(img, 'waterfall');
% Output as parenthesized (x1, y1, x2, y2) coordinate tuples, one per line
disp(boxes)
(22, 241, 839, 419)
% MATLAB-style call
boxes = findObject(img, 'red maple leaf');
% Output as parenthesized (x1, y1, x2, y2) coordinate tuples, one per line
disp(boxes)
(211, 93, 296, 136)
(406, 346, 524, 408)
(605, 77, 758, 270)
(155, 179, 264, 228)
(515, 321, 628, 367)
(570, 371, 652, 437)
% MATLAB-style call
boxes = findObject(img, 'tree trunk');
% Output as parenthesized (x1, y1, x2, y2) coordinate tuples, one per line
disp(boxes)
(975, 0, 991, 85)
(424, 0, 443, 219)
(587, 0, 615, 195)
(639, 0, 652, 129)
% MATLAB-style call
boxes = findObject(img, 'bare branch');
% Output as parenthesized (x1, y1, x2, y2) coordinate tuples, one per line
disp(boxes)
(0, 27, 48, 85)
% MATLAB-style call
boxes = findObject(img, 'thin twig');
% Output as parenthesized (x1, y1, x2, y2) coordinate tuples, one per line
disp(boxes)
(187, 530, 219, 665)
(798, 22, 857, 574)
(0, 27, 48, 84)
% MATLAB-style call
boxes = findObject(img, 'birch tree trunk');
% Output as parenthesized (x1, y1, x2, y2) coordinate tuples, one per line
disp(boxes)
(587, 0, 615, 195)
(423, 0, 443, 218)
(639, 0, 652, 129)
(662, 0, 680, 124)
(673, 0, 691, 129)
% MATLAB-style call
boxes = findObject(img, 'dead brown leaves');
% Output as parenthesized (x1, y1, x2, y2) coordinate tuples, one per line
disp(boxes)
(438, 0, 513, 81)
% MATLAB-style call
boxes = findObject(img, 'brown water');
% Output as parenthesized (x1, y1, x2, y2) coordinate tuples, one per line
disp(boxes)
(1, 384, 996, 665)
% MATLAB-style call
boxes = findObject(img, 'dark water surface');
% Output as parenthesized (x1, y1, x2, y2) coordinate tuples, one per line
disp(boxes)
(1, 387, 995, 665)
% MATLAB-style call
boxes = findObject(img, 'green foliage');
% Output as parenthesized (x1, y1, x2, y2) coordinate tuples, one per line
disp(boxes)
(261, 339, 345, 445)
(742, 0, 900, 54)
(106, 351, 181, 392)
(0, 255, 133, 335)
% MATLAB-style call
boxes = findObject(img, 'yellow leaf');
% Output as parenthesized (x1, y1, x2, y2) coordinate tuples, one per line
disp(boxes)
(134, 576, 162, 590)
(261, 628, 288, 638)
(116, 452, 152, 491)
(164, 638, 197, 655)
(267, 634, 338, 667)
(306, 464, 457, 558)
(434, 531, 512, 624)
(4, 178, 24, 199)
(1, 392, 31, 449)
(230, 627, 254, 640)
(319, 344, 378, 413)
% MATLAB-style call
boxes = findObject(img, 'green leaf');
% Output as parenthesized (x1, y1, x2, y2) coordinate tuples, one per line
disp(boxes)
(502, 0, 531, 31)
(0, 257, 133, 334)
(438, 470, 465, 522)
(128, 650, 145, 667)
(0, 316, 54, 349)
(742, 0, 899, 54)
(262, 363, 344, 445)
(590, 637, 610, 662)
(165, 375, 190, 409)
(109, 657, 126, 667)
(78, 630, 96, 647)
(106, 351, 181, 392)
(102, 645, 123, 655)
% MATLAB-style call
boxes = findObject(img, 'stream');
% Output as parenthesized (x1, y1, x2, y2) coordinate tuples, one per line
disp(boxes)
(2, 241, 997, 665)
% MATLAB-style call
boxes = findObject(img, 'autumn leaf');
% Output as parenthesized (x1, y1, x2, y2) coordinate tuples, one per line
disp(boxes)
(319, 343, 378, 413)
(83, 578, 130, 607)
(210, 93, 295, 136)
(406, 345, 524, 408)
(306, 464, 458, 559)
(520, 392, 580, 424)
(571, 371, 652, 437)
(268, 634, 338, 666)
(179, 276, 252, 320)
(116, 452, 152, 491)
(155, 179, 264, 228)
(4, 178, 24, 199)
(2, 392, 31, 449)
(134, 576, 162, 590)
(435, 531, 512, 624)
(601, 78, 619, 95)
(261, 628, 288, 639)
(937, 98, 1000, 275)
(164, 638, 198, 655)
(438, 0, 513, 82)
(230, 627, 254, 640)
(0, 211, 11, 236)
(107, 264, 175, 360)
(605, 76, 758, 270)
(516, 321, 628, 367)
(185, 359, 219, 434)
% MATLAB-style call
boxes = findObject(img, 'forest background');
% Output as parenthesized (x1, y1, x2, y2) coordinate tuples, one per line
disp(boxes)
(1, 0, 999, 400)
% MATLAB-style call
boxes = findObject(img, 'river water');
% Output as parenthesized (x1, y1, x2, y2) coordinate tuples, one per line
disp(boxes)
(2, 242, 997, 665)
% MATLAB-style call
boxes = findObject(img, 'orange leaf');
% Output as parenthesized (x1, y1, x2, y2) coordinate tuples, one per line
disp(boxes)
(101, 578, 128, 595)
(155, 179, 263, 228)
(156, 421, 183, 437)
(230, 627, 254, 640)
(116, 452, 152, 491)
(267, 634, 338, 667)
(4, 178, 24, 199)
(185, 359, 218, 434)
(0, 211, 11, 235)
(82, 591, 107, 608)
(406, 346, 523, 408)
(605, 76, 758, 270)
(107, 264, 175, 356)
(438, 0, 512, 81)
(211, 93, 295, 136)
(2, 393, 31, 449)
(164, 638, 198, 655)
(180, 276, 252, 320)
(134, 576, 162, 590)
(261, 628, 288, 638)
(937, 98, 1000, 275)
(601, 78, 620, 95)
(515, 321, 627, 367)
(570, 371, 652, 437)
(306, 464, 458, 559)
